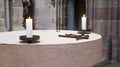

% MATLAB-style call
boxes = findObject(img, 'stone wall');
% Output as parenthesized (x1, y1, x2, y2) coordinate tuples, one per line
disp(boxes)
(34, 0, 56, 30)
(0, 0, 5, 32)
(11, 0, 56, 30)
(11, 0, 23, 30)
(87, 0, 120, 62)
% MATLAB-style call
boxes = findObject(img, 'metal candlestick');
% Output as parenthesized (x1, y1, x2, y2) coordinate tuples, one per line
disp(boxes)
(19, 35, 40, 43)
(78, 29, 91, 36)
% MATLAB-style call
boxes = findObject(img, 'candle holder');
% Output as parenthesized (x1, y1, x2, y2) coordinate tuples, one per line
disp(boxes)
(77, 29, 91, 36)
(19, 35, 40, 43)
(76, 29, 91, 39)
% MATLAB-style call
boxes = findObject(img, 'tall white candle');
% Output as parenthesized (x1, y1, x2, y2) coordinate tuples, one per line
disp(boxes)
(82, 14, 87, 30)
(26, 17, 33, 38)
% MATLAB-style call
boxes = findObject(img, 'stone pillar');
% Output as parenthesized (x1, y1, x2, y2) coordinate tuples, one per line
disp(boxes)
(4, 0, 11, 31)
(56, 0, 60, 30)
(56, 0, 68, 30)
(0, 0, 5, 31)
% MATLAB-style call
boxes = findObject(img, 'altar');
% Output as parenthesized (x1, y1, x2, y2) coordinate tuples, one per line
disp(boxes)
(0, 30, 102, 67)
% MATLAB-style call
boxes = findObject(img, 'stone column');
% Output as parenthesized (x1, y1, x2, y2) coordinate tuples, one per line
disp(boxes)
(56, 0, 62, 30)
(4, 0, 11, 31)
(0, 0, 5, 31)
(56, 0, 68, 30)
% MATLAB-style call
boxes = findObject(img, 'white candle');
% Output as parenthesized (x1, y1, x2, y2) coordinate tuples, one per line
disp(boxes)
(82, 14, 87, 30)
(26, 17, 33, 38)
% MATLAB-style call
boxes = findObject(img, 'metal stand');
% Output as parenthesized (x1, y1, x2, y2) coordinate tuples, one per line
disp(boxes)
(19, 35, 40, 43)
(77, 29, 91, 35)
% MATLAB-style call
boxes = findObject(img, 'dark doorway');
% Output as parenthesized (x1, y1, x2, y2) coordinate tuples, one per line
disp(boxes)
(74, 0, 86, 30)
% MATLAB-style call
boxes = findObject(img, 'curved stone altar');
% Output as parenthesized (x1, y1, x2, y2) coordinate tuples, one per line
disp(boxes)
(0, 30, 102, 67)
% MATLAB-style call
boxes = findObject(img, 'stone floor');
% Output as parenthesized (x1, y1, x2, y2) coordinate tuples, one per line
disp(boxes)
(102, 63, 120, 67)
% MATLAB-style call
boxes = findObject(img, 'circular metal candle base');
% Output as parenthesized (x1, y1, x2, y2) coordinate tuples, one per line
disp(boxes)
(19, 35, 40, 43)
(78, 29, 91, 35)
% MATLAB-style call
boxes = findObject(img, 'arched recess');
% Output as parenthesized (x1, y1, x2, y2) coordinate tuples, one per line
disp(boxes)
(56, 0, 87, 30)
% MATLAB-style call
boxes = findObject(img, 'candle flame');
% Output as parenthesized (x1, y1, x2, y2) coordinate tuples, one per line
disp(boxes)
(83, 14, 86, 17)
(28, 17, 31, 19)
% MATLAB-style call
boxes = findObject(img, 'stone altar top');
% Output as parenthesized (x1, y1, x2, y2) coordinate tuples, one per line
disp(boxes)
(0, 30, 102, 45)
